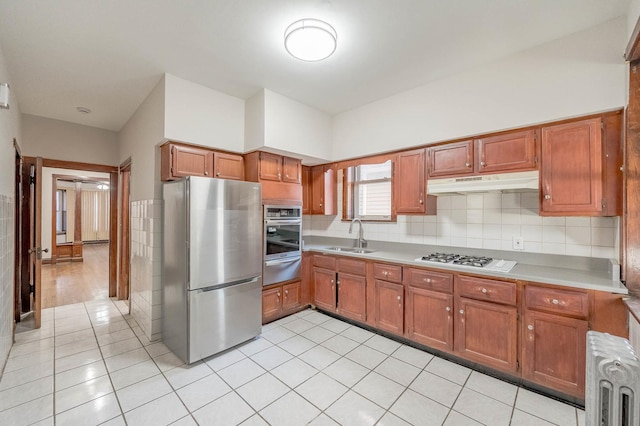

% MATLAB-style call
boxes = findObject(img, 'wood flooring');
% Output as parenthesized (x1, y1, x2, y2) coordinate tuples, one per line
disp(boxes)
(41, 243, 110, 308)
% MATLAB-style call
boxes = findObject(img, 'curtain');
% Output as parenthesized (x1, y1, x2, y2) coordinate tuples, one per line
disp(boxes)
(81, 190, 109, 241)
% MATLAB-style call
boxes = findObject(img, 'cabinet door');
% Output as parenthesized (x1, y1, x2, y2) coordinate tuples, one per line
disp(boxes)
(456, 298, 518, 373)
(540, 118, 602, 215)
(171, 144, 214, 178)
(337, 272, 367, 322)
(259, 152, 282, 181)
(313, 267, 336, 311)
(311, 166, 337, 215)
(522, 311, 588, 398)
(427, 140, 474, 178)
(214, 152, 245, 180)
(395, 149, 426, 213)
(262, 287, 282, 323)
(282, 157, 301, 184)
(405, 286, 453, 351)
(302, 166, 311, 215)
(476, 130, 537, 174)
(375, 280, 404, 335)
(282, 281, 301, 312)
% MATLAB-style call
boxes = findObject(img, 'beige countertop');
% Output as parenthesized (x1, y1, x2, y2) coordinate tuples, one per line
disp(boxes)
(302, 236, 628, 295)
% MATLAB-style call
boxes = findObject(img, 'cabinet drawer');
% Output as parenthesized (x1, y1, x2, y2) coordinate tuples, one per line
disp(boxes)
(313, 255, 336, 270)
(457, 275, 516, 305)
(525, 285, 589, 318)
(373, 263, 402, 283)
(337, 258, 366, 276)
(404, 268, 453, 293)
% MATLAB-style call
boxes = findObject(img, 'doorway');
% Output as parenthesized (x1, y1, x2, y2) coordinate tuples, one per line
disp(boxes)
(119, 159, 131, 301)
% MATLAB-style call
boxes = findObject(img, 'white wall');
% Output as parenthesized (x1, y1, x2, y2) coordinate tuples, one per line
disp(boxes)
(41, 167, 110, 260)
(21, 114, 119, 166)
(118, 75, 165, 201)
(629, 0, 640, 41)
(164, 74, 244, 153)
(244, 89, 265, 153)
(332, 18, 627, 161)
(263, 89, 332, 161)
(0, 43, 21, 373)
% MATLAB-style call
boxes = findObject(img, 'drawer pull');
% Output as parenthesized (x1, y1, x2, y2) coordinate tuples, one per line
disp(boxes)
(284, 290, 288, 295)
(383, 271, 389, 276)
(277, 292, 281, 297)
(445, 307, 451, 312)
(527, 324, 534, 331)
(465, 162, 471, 168)
(397, 295, 401, 301)
(481, 288, 488, 294)
(552, 299, 559, 305)
(459, 310, 464, 315)
(423, 278, 432, 283)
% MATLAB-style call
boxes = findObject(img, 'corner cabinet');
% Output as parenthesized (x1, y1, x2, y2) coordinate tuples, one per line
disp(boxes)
(310, 165, 337, 215)
(395, 149, 437, 215)
(540, 114, 622, 216)
(262, 281, 303, 324)
(160, 142, 244, 181)
(312, 254, 366, 322)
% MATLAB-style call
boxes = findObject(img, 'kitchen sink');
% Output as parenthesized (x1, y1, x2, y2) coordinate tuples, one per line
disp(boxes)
(325, 246, 375, 254)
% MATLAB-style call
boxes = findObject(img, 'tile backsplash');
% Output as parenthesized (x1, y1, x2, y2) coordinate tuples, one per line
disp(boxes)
(303, 180, 619, 260)
(130, 199, 162, 342)
(0, 194, 14, 370)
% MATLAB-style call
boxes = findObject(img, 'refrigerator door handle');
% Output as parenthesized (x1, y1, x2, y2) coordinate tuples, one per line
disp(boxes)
(264, 257, 301, 267)
(197, 276, 261, 293)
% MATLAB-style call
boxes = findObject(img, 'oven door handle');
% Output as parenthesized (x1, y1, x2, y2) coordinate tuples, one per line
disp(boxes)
(265, 220, 301, 225)
(265, 257, 301, 267)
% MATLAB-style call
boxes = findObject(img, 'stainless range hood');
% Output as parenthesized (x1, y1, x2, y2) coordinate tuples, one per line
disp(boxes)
(427, 170, 539, 195)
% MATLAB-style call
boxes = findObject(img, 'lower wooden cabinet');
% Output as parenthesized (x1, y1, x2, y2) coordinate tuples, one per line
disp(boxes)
(375, 280, 404, 335)
(337, 272, 367, 322)
(522, 308, 588, 397)
(262, 281, 302, 323)
(313, 267, 336, 312)
(405, 286, 453, 351)
(455, 297, 518, 373)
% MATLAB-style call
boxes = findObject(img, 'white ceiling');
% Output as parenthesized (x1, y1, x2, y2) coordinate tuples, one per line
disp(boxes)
(0, 0, 630, 131)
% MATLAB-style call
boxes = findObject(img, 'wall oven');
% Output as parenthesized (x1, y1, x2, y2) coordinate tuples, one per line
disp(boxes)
(263, 205, 302, 286)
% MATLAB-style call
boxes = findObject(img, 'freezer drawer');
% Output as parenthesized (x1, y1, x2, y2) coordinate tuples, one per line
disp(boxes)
(188, 277, 262, 363)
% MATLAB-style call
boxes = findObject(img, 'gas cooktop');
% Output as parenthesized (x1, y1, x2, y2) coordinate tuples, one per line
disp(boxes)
(415, 252, 517, 273)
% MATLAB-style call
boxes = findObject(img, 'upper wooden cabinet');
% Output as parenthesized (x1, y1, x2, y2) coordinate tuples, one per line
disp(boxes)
(282, 156, 302, 184)
(214, 152, 245, 180)
(427, 140, 474, 178)
(249, 152, 301, 183)
(395, 149, 437, 215)
(540, 115, 622, 216)
(160, 142, 243, 181)
(301, 166, 311, 215)
(476, 130, 537, 174)
(244, 151, 303, 204)
(310, 165, 337, 215)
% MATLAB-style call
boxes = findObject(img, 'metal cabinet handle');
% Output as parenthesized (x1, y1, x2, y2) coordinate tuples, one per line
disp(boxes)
(278, 173, 281, 179)
(445, 307, 451, 312)
(552, 299, 559, 305)
(383, 271, 389, 276)
(465, 162, 471, 167)
(330, 279, 334, 284)
(528, 325, 534, 331)
(480, 161, 486, 167)
(544, 194, 551, 200)
(285, 290, 289, 295)
(459, 309, 464, 315)
(419, 199, 423, 204)
(481, 288, 488, 294)
(216, 172, 220, 176)
(397, 295, 401, 301)
(204, 171, 209, 176)
(423, 278, 431, 283)
(277, 292, 281, 297)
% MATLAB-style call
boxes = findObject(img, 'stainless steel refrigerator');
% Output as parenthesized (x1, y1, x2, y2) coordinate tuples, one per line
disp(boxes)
(162, 176, 262, 364)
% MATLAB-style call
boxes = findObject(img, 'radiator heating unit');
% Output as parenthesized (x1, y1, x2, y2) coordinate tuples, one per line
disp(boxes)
(586, 331, 640, 426)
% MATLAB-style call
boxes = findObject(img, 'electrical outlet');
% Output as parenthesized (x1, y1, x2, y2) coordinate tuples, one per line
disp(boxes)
(513, 236, 524, 250)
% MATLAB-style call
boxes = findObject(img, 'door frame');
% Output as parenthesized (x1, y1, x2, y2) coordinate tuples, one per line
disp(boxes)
(13, 139, 22, 323)
(118, 158, 131, 301)
(40, 158, 119, 297)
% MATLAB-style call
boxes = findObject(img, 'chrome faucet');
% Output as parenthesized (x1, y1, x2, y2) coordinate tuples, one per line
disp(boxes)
(349, 218, 367, 249)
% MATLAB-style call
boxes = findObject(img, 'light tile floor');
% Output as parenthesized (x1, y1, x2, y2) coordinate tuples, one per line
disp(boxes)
(0, 299, 586, 426)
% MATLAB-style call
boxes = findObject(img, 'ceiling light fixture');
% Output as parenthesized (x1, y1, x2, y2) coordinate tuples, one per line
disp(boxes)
(76, 106, 91, 114)
(284, 18, 337, 62)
